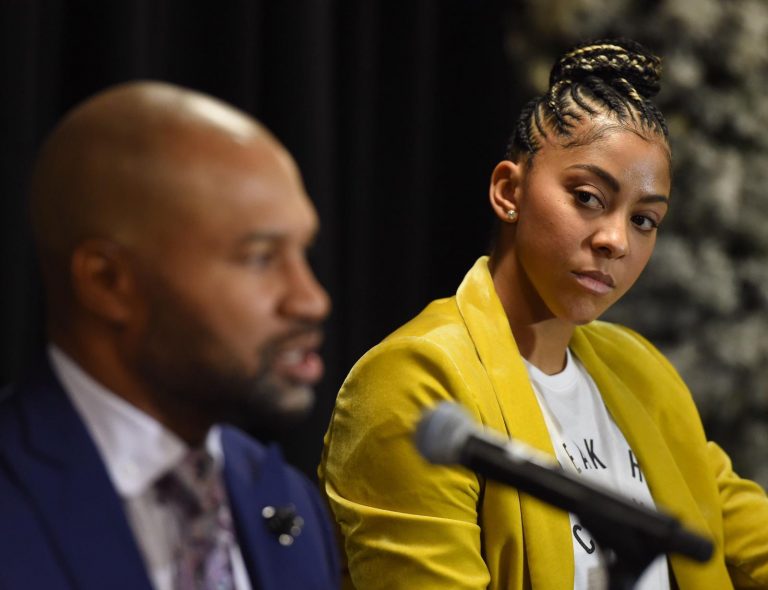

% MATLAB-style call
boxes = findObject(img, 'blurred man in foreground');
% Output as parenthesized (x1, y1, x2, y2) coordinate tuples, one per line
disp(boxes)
(0, 81, 338, 590)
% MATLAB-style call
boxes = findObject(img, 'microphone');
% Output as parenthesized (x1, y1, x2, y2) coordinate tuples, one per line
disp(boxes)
(415, 402, 713, 563)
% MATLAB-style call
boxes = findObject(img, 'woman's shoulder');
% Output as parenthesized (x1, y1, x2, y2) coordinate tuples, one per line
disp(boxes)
(343, 294, 487, 397)
(576, 320, 691, 401)
(579, 320, 671, 364)
(366, 295, 473, 359)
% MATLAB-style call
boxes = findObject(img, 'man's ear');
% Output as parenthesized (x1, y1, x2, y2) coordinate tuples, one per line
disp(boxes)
(70, 239, 138, 325)
(489, 159, 524, 222)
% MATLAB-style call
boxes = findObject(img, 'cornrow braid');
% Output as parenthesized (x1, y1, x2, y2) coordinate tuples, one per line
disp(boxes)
(581, 76, 634, 122)
(613, 76, 653, 124)
(569, 84, 597, 116)
(507, 38, 668, 161)
(547, 79, 575, 134)
(646, 101, 669, 137)
(507, 97, 541, 156)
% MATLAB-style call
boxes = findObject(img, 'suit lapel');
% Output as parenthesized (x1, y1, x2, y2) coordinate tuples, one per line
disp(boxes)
(455, 257, 574, 589)
(5, 361, 153, 590)
(222, 428, 326, 590)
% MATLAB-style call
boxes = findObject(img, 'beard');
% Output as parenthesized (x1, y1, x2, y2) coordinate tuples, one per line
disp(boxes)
(132, 287, 322, 439)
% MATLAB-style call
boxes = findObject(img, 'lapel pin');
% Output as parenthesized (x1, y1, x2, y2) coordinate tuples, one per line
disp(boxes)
(262, 504, 304, 546)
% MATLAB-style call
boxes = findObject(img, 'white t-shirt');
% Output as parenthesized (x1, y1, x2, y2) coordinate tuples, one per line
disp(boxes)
(524, 349, 670, 590)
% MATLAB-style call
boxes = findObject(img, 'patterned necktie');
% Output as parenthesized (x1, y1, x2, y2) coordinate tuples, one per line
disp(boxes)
(155, 448, 237, 590)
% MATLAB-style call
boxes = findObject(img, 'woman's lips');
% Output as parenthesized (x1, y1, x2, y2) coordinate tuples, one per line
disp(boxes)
(572, 270, 615, 295)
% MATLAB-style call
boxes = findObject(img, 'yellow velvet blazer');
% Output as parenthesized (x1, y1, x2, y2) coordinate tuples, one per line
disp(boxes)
(320, 257, 768, 589)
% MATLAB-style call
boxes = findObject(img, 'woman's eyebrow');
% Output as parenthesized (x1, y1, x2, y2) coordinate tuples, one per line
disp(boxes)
(639, 194, 669, 205)
(566, 164, 669, 204)
(566, 163, 620, 192)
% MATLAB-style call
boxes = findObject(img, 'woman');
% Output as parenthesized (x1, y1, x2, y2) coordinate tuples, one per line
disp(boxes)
(320, 39, 768, 589)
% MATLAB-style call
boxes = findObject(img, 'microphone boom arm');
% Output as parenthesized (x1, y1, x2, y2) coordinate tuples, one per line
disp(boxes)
(464, 436, 711, 563)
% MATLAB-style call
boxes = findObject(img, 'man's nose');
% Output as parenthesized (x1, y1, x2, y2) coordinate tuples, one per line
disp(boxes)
(280, 257, 331, 322)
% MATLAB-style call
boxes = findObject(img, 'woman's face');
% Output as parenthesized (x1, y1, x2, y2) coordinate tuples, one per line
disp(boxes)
(510, 125, 671, 326)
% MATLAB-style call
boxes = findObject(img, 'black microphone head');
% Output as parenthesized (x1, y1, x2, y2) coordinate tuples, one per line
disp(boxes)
(415, 402, 476, 465)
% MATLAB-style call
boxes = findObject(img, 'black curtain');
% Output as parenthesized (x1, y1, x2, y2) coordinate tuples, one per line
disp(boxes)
(0, 0, 521, 477)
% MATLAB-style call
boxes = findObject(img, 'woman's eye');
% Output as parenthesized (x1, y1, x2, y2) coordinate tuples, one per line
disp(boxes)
(574, 190, 602, 209)
(631, 215, 659, 232)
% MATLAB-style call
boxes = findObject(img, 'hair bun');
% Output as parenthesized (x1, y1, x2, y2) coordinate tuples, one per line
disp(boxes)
(549, 38, 662, 99)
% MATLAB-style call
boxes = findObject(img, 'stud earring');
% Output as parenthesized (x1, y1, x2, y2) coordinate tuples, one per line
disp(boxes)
(506, 209, 518, 222)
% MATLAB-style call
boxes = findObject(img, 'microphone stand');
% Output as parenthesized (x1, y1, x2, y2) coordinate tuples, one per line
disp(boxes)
(579, 512, 660, 590)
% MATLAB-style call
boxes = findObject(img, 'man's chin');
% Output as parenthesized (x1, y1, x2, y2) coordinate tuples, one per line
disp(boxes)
(267, 384, 316, 425)
(222, 382, 316, 439)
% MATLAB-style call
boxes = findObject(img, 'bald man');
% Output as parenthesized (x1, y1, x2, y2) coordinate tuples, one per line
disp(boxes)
(0, 82, 339, 590)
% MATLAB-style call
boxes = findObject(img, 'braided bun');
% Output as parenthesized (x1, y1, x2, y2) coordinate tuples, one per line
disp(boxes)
(506, 37, 668, 160)
(550, 39, 662, 99)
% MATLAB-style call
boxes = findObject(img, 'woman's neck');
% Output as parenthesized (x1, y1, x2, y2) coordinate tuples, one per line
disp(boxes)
(489, 248, 574, 375)
(512, 320, 573, 375)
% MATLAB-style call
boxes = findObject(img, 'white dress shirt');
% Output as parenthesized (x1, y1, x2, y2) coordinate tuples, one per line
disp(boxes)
(49, 345, 253, 590)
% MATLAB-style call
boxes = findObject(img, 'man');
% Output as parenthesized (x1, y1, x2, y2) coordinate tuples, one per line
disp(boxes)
(0, 81, 338, 590)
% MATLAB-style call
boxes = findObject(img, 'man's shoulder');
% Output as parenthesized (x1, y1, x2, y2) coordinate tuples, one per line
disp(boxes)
(0, 357, 74, 443)
(0, 378, 36, 445)
(219, 425, 319, 501)
(0, 382, 15, 404)
(0, 385, 22, 459)
(0, 382, 19, 422)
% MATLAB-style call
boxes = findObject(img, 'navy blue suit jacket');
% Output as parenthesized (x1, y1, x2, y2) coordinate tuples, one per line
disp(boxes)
(0, 359, 339, 589)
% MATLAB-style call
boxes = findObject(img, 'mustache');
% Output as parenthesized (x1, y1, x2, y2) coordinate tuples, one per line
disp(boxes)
(261, 322, 325, 357)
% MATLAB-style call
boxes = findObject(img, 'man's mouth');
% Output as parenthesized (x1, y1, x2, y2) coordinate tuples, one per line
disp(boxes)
(270, 331, 325, 385)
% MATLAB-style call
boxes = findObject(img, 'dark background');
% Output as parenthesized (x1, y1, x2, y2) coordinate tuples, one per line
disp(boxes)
(1, 0, 519, 477)
(6, 1, 768, 486)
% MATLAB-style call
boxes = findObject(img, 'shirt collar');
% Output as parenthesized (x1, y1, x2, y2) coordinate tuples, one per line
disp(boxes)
(48, 344, 222, 498)
(522, 347, 579, 392)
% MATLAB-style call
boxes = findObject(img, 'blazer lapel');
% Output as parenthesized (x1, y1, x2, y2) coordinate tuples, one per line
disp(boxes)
(455, 257, 574, 589)
(5, 361, 153, 590)
(570, 328, 727, 587)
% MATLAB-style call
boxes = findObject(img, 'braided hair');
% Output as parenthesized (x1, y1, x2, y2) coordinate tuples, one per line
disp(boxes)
(507, 39, 668, 161)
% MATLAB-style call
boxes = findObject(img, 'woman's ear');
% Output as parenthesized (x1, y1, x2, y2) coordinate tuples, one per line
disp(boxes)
(489, 159, 524, 223)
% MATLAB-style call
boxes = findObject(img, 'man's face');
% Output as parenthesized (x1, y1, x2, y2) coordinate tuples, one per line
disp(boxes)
(128, 136, 330, 436)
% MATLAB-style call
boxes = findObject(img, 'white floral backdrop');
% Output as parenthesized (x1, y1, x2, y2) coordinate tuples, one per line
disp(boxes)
(506, 0, 768, 486)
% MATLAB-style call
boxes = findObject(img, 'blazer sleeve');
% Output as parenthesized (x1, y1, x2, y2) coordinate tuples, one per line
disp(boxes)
(707, 441, 768, 588)
(320, 337, 492, 590)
